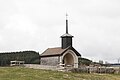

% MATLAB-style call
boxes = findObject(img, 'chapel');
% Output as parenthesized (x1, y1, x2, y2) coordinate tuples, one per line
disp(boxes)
(40, 14, 81, 68)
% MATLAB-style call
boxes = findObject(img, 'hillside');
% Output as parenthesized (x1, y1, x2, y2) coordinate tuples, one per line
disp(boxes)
(0, 67, 120, 80)
(0, 51, 40, 66)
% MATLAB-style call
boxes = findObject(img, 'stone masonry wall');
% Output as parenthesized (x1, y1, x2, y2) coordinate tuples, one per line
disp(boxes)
(41, 56, 59, 66)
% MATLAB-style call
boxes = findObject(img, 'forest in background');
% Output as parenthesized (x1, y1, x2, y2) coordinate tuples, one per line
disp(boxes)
(0, 51, 40, 66)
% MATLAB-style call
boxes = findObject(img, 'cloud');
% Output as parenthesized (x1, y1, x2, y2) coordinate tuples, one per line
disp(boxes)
(0, 0, 120, 63)
(0, 14, 38, 51)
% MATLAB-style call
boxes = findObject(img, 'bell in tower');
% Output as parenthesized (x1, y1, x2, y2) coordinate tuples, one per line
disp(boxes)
(61, 14, 73, 49)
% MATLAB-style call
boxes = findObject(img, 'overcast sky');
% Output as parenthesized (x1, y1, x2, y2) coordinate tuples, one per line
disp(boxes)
(0, 0, 120, 63)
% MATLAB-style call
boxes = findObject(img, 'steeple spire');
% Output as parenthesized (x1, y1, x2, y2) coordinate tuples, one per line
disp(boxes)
(66, 13, 68, 34)
(61, 14, 73, 49)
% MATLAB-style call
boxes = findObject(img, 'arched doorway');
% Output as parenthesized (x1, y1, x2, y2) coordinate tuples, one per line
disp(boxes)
(63, 53, 74, 67)
(60, 50, 78, 68)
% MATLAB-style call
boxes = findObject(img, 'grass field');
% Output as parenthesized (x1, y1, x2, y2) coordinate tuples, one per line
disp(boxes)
(0, 67, 120, 80)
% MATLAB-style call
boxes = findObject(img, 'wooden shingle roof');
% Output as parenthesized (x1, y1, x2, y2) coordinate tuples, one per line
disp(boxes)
(40, 47, 67, 57)
(40, 46, 81, 57)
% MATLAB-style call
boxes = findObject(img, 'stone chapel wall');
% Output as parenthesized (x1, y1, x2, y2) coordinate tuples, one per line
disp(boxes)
(41, 56, 59, 66)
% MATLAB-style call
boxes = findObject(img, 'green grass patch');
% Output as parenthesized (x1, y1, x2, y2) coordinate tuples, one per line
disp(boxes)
(0, 67, 120, 80)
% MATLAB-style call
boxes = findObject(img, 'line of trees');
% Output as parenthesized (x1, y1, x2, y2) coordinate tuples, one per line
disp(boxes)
(78, 57, 92, 66)
(0, 51, 40, 66)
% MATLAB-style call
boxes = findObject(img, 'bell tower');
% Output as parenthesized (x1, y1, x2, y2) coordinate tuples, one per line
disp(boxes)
(61, 14, 73, 49)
